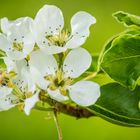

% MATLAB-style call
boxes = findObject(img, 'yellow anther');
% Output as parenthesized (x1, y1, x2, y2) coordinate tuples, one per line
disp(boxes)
(13, 42, 24, 51)
(59, 87, 67, 96)
(45, 69, 73, 96)
(26, 55, 30, 61)
(17, 103, 24, 112)
(47, 30, 70, 47)
(9, 71, 17, 78)
(0, 71, 16, 87)
(25, 92, 33, 98)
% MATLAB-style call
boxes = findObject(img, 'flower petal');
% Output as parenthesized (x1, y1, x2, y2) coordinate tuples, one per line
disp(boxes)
(34, 5, 64, 37)
(0, 17, 35, 60)
(47, 89, 69, 102)
(6, 51, 26, 60)
(24, 91, 39, 115)
(6, 17, 35, 59)
(1, 17, 9, 34)
(0, 33, 11, 52)
(1, 17, 33, 35)
(69, 81, 100, 106)
(3, 57, 16, 72)
(13, 74, 28, 92)
(0, 86, 12, 98)
(0, 94, 16, 111)
(30, 50, 58, 76)
(41, 46, 67, 55)
(34, 5, 64, 51)
(7, 17, 34, 42)
(65, 11, 96, 49)
(13, 59, 35, 92)
(63, 48, 92, 78)
(30, 66, 49, 90)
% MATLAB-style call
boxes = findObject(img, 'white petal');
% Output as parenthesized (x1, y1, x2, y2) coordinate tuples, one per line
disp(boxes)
(5, 17, 35, 59)
(7, 17, 34, 42)
(23, 43, 34, 56)
(14, 59, 35, 92)
(15, 59, 27, 73)
(34, 5, 64, 51)
(34, 5, 64, 37)
(65, 11, 96, 49)
(35, 38, 67, 54)
(6, 51, 26, 60)
(47, 89, 69, 102)
(0, 86, 12, 98)
(69, 81, 100, 106)
(0, 34, 11, 52)
(20, 64, 36, 92)
(0, 94, 16, 111)
(1, 17, 33, 35)
(24, 92, 39, 115)
(63, 48, 92, 78)
(13, 74, 28, 92)
(3, 57, 16, 72)
(40, 46, 67, 55)
(1, 17, 9, 34)
(30, 50, 58, 76)
(30, 66, 49, 90)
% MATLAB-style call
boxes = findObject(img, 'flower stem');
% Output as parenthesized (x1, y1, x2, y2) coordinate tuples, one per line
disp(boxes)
(53, 111, 63, 140)
(82, 72, 97, 81)
(38, 94, 95, 118)
(35, 106, 54, 112)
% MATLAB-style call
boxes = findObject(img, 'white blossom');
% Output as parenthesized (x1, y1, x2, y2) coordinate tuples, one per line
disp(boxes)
(0, 17, 35, 60)
(30, 48, 100, 106)
(33, 5, 96, 54)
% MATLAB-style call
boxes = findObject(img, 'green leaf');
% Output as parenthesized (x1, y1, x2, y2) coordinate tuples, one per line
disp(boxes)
(92, 73, 114, 86)
(100, 34, 140, 90)
(98, 26, 140, 69)
(0, 58, 6, 70)
(113, 11, 140, 27)
(0, 50, 6, 70)
(89, 83, 140, 127)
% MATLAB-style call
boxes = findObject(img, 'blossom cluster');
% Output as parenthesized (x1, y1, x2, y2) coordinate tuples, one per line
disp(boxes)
(0, 5, 100, 115)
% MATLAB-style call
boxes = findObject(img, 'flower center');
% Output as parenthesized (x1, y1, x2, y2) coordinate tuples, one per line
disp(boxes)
(46, 30, 70, 47)
(12, 42, 24, 51)
(45, 69, 73, 96)
(0, 72, 15, 87)
(13, 87, 34, 111)
(17, 92, 33, 111)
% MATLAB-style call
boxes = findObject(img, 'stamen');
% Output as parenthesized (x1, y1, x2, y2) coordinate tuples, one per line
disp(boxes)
(0, 72, 14, 88)
(45, 69, 73, 96)
(12, 42, 24, 51)
(46, 29, 70, 47)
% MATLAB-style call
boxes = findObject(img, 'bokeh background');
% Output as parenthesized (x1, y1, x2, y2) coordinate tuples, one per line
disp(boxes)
(0, 0, 140, 140)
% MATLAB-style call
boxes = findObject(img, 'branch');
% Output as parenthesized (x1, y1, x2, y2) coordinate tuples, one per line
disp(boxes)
(37, 93, 95, 119)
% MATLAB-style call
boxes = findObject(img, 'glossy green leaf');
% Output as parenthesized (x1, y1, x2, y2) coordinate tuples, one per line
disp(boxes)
(100, 34, 140, 90)
(113, 11, 140, 27)
(89, 83, 140, 127)
(98, 26, 140, 67)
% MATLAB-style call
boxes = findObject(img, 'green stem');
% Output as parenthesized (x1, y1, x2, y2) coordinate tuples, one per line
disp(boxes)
(82, 72, 98, 81)
(53, 111, 63, 140)
(35, 106, 54, 112)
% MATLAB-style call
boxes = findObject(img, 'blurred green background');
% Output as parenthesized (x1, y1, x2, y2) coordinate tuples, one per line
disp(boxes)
(0, 0, 140, 140)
